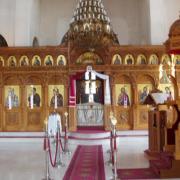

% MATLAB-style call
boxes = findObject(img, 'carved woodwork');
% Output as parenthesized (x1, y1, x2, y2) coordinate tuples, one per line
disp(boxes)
(0, 40, 179, 132)
(148, 110, 166, 153)
(175, 124, 180, 160)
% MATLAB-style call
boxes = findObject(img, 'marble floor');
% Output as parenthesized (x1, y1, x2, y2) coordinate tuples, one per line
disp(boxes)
(0, 131, 171, 180)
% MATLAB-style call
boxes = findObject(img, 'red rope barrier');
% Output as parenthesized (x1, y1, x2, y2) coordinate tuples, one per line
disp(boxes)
(58, 131, 65, 152)
(48, 133, 58, 167)
(110, 130, 114, 165)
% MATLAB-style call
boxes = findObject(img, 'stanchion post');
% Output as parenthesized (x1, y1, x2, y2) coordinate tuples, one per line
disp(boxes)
(110, 117, 118, 180)
(55, 120, 65, 168)
(64, 112, 71, 155)
(42, 120, 53, 180)
(106, 111, 114, 166)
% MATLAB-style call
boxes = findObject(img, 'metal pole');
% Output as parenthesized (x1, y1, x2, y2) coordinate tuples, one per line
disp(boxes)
(42, 131, 53, 180)
(110, 125, 118, 180)
(106, 127, 113, 166)
(64, 113, 71, 155)
(55, 128, 65, 168)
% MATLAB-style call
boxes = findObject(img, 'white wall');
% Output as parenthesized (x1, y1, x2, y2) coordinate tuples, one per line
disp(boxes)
(0, 0, 16, 46)
(29, 0, 40, 46)
(103, 0, 142, 45)
(149, 0, 180, 44)
(0, 0, 179, 46)
(39, 0, 78, 46)
(139, 0, 151, 45)
(0, 0, 40, 46)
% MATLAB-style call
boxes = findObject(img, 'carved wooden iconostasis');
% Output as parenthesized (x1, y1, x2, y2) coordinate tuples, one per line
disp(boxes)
(0, 44, 180, 132)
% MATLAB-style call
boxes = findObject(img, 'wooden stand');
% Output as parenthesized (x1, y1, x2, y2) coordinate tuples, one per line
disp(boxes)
(148, 110, 166, 153)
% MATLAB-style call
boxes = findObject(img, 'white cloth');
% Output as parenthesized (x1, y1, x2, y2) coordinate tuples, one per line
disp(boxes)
(48, 113, 61, 136)
(92, 71, 111, 104)
(77, 103, 103, 126)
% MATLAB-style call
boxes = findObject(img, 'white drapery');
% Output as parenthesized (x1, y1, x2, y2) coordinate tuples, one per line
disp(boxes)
(92, 70, 111, 104)
(48, 113, 61, 136)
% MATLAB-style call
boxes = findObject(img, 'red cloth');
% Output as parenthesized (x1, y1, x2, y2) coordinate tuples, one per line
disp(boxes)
(169, 50, 180, 55)
(69, 72, 84, 107)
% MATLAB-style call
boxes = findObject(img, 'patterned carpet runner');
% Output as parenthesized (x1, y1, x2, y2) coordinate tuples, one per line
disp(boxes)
(117, 168, 159, 179)
(63, 145, 105, 180)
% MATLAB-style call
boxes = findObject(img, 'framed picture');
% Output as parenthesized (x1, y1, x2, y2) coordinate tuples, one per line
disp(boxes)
(32, 55, 41, 66)
(158, 84, 174, 100)
(57, 55, 66, 66)
(138, 84, 152, 104)
(27, 85, 42, 107)
(137, 54, 147, 65)
(112, 54, 122, 65)
(5, 86, 20, 108)
(149, 54, 158, 64)
(44, 55, 53, 66)
(115, 84, 131, 106)
(20, 56, 29, 66)
(124, 54, 134, 65)
(48, 85, 64, 107)
(8, 56, 17, 67)
(0, 56, 4, 66)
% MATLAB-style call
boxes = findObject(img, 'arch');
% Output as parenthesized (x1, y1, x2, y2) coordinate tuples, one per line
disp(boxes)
(149, 54, 159, 64)
(44, 55, 53, 66)
(0, 34, 8, 47)
(32, 37, 39, 47)
(25, 75, 43, 84)
(0, 56, 5, 67)
(19, 56, 29, 66)
(112, 54, 122, 65)
(48, 75, 68, 84)
(3, 75, 22, 85)
(161, 54, 171, 65)
(57, 55, 67, 66)
(7, 56, 17, 67)
(124, 54, 134, 65)
(76, 52, 103, 65)
(136, 54, 147, 65)
(32, 55, 41, 66)
(136, 74, 156, 87)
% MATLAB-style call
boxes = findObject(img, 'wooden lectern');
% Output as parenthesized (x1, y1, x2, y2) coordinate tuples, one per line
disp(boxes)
(148, 109, 166, 153)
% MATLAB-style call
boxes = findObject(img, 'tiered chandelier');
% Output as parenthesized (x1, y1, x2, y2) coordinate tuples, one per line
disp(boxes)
(61, 0, 119, 48)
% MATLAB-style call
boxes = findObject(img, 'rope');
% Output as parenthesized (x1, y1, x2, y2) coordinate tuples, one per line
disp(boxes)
(110, 131, 114, 165)
(43, 127, 67, 168)
(58, 130, 65, 151)
(48, 132, 58, 167)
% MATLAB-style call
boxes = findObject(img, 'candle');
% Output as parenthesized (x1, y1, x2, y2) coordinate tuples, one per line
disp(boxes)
(64, 112, 68, 117)
(64, 112, 68, 127)
(30, 94, 33, 109)
(54, 94, 57, 109)
(8, 95, 12, 110)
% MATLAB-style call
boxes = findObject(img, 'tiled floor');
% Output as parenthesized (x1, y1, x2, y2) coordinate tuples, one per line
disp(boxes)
(0, 131, 150, 180)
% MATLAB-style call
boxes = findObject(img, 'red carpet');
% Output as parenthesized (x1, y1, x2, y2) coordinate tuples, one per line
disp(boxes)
(76, 126, 107, 134)
(63, 145, 105, 180)
(117, 168, 159, 179)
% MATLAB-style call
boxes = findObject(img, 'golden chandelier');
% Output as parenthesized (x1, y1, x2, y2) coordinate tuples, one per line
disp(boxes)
(61, 0, 119, 48)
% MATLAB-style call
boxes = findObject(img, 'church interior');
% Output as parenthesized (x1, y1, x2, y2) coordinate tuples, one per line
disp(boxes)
(0, 0, 180, 179)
